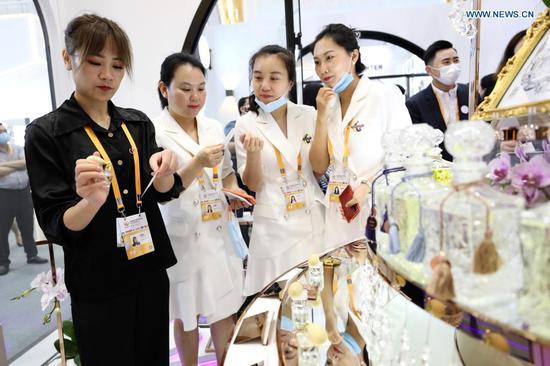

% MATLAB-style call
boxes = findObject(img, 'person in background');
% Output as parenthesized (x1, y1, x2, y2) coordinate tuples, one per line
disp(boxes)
(481, 29, 527, 102)
(405, 40, 469, 161)
(24, 14, 181, 365)
(235, 45, 327, 296)
(309, 23, 411, 253)
(0, 122, 48, 276)
(154, 52, 246, 366)
(224, 96, 250, 137)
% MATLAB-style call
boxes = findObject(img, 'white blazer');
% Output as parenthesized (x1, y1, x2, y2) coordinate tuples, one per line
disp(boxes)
(235, 102, 326, 259)
(153, 108, 233, 281)
(325, 76, 412, 248)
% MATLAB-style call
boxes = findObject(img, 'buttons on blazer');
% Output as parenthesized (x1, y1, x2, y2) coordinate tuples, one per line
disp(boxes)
(117, 160, 123, 166)
(195, 232, 201, 238)
(284, 213, 289, 220)
(216, 225, 222, 231)
(108, 132, 114, 138)
(353, 174, 358, 181)
(305, 208, 311, 214)
(123, 189, 129, 195)
(193, 199, 199, 206)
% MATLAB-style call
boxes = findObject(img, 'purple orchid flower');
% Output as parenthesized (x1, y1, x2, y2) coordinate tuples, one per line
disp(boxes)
(514, 143, 529, 163)
(511, 156, 550, 206)
(488, 153, 512, 184)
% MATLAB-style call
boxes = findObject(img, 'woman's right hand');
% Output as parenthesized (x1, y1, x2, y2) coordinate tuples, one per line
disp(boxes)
(75, 152, 110, 207)
(195, 144, 224, 168)
(240, 133, 264, 153)
(316, 87, 337, 122)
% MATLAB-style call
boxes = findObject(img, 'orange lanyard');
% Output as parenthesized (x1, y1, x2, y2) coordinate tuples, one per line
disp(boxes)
(273, 147, 302, 181)
(327, 118, 355, 168)
(434, 91, 460, 126)
(332, 271, 361, 319)
(84, 123, 141, 214)
(196, 166, 219, 190)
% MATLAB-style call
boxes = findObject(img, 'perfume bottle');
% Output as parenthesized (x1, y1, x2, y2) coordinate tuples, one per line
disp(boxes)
(519, 201, 550, 337)
(289, 282, 311, 331)
(373, 129, 408, 254)
(387, 124, 450, 282)
(430, 121, 525, 313)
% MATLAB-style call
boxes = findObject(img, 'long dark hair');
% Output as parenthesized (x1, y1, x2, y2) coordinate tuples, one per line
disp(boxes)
(248, 45, 296, 115)
(312, 24, 366, 75)
(496, 29, 527, 74)
(158, 52, 206, 108)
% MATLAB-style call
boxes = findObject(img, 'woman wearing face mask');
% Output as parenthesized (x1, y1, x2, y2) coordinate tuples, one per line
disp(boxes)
(235, 45, 327, 296)
(309, 24, 411, 252)
(154, 52, 246, 366)
(24, 14, 181, 365)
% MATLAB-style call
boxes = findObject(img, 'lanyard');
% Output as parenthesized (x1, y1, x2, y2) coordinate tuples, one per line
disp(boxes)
(197, 166, 219, 191)
(327, 118, 355, 168)
(434, 91, 460, 126)
(83, 123, 141, 214)
(272, 147, 302, 181)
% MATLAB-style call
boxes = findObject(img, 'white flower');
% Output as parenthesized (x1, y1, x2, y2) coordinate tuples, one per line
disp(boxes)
(31, 268, 68, 311)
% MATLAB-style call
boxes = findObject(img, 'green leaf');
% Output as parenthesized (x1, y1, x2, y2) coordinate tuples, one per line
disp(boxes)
(544, 0, 550, 7)
(75, 354, 82, 366)
(53, 338, 78, 359)
(62, 320, 76, 341)
(10, 287, 37, 301)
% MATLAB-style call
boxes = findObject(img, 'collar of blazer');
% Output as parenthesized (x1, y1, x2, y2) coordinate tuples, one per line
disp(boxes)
(157, 108, 221, 187)
(341, 76, 370, 126)
(254, 101, 305, 172)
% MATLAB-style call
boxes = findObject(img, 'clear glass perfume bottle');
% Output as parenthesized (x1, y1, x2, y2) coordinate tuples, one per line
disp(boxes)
(519, 201, 550, 338)
(387, 124, 450, 282)
(373, 129, 408, 254)
(434, 121, 525, 314)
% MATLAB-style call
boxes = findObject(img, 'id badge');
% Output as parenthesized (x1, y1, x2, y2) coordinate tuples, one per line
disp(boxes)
(328, 170, 350, 203)
(199, 189, 224, 221)
(281, 179, 306, 212)
(116, 213, 155, 260)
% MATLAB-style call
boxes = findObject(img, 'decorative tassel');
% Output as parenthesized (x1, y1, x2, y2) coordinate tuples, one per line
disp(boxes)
(406, 230, 426, 263)
(381, 209, 390, 233)
(388, 219, 401, 254)
(427, 255, 455, 301)
(472, 230, 502, 274)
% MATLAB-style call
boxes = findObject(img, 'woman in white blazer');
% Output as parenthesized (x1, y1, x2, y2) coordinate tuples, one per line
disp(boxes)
(154, 53, 245, 366)
(235, 45, 327, 296)
(309, 24, 412, 251)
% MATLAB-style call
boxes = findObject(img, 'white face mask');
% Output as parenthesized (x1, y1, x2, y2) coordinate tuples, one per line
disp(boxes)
(432, 63, 461, 86)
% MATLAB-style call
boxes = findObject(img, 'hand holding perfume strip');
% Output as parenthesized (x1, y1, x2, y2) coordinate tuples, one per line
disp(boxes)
(141, 171, 158, 198)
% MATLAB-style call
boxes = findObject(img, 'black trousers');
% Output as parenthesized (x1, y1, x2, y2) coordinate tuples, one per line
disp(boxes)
(71, 270, 170, 366)
(0, 187, 37, 265)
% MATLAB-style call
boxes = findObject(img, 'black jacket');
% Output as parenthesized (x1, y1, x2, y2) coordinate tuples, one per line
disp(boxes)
(25, 94, 182, 300)
(406, 83, 469, 161)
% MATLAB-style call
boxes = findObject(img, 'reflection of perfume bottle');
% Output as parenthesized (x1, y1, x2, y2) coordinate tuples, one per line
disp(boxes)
(374, 129, 408, 253)
(297, 323, 326, 366)
(519, 201, 550, 337)
(388, 124, 449, 281)
(307, 255, 324, 291)
(434, 121, 525, 312)
(288, 282, 310, 331)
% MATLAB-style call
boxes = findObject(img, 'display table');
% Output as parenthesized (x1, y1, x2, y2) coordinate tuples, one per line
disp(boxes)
(224, 244, 549, 365)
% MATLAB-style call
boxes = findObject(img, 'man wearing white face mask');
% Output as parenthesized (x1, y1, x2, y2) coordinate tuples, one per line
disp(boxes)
(406, 40, 470, 161)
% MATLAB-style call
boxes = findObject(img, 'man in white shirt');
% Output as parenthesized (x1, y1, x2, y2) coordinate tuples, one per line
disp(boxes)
(406, 40, 470, 161)
(0, 122, 47, 275)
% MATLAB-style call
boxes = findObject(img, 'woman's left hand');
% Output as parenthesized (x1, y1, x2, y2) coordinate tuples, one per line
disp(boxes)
(149, 150, 179, 177)
(345, 182, 370, 208)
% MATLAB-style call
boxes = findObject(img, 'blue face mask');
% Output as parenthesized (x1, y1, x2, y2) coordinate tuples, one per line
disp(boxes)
(332, 72, 353, 94)
(341, 332, 362, 355)
(0, 132, 11, 144)
(255, 95, 288, 113)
